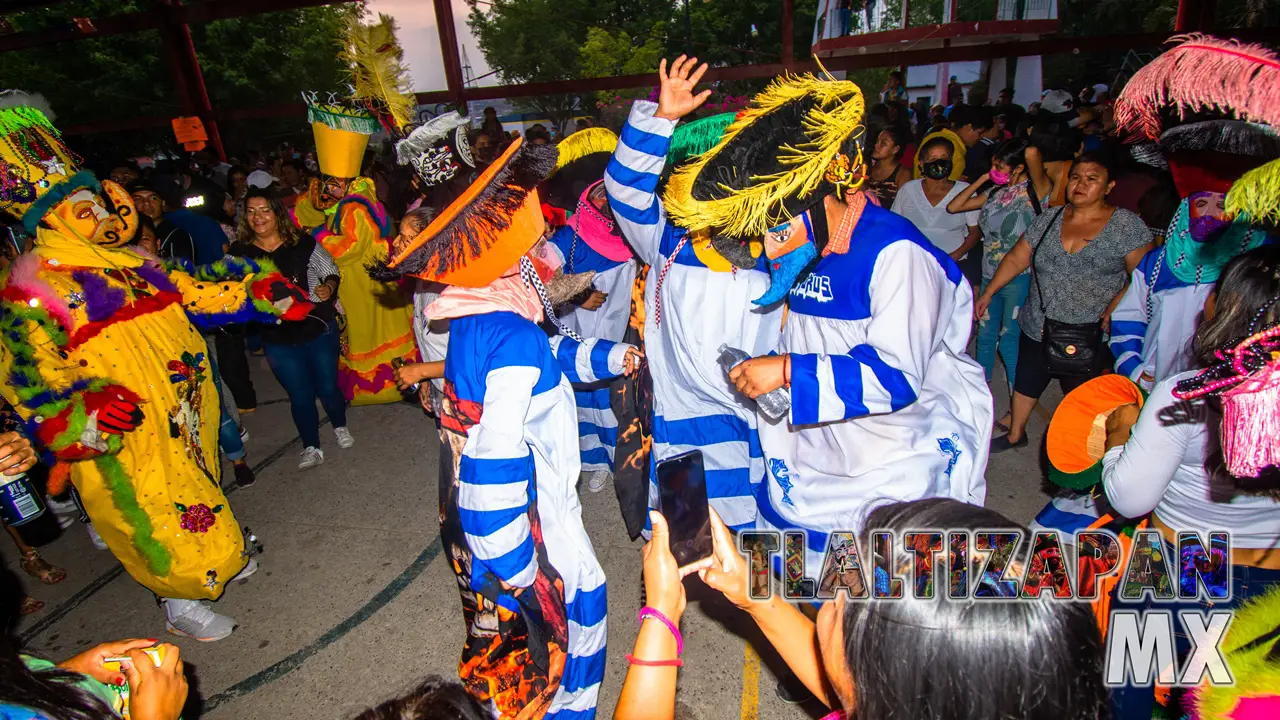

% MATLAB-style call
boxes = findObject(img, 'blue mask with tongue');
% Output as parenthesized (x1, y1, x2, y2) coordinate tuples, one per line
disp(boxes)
(753, 211, 819, 307)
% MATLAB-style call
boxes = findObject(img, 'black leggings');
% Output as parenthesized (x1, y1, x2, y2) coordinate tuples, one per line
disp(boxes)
(1012, 331, 1111, 399)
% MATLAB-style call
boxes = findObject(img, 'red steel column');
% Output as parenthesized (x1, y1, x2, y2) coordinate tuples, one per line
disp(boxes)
(433, 0, 467, 107)
(782, 0, 795, 70)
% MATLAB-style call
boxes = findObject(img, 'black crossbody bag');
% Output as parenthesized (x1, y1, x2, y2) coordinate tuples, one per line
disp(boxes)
(1032, 207, 1104, 377)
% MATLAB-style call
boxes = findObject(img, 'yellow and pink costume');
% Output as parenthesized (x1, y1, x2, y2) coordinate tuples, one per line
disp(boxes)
(0, 103, 310, 600)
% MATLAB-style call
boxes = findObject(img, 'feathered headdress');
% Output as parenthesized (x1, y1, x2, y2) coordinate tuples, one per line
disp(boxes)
(1114, 34, 1280, 140)
(341, 12, 416, 133)
(1115, 34, 1280, 221)
(0, 95, 92, 229)
(542, 127, 617, 210)
(370, 137, 557, 287)
(665, 112, 738, 170)
(663, 71, 866, 238)
(550, 128, 618, 176)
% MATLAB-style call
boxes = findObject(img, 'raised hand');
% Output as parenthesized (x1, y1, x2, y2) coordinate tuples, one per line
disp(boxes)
(655, 55, 712, 121)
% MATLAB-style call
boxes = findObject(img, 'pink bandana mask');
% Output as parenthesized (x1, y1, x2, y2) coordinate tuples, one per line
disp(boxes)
(574, 180, 633, 262)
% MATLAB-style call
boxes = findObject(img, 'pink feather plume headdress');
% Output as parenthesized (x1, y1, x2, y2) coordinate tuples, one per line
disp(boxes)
(1114, 34, 1280, 140)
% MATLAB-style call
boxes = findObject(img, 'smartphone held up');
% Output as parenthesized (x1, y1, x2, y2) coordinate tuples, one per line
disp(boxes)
(657, 450, 713, 568)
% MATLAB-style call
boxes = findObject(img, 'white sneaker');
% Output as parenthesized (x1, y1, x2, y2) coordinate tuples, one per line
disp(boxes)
(233, 557, 259, 582)
(164, 599, 237, 642)
(299, 446, 324, 470)
(239, 426, 249, 443)
(86, 523, 108, 550)
(334, 427, 355, 449)
(46, 495, 78, 529)
(584, 470, 612, 493)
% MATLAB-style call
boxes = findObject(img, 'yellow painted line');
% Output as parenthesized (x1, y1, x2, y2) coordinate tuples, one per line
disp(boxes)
(740, 642, 761, 719)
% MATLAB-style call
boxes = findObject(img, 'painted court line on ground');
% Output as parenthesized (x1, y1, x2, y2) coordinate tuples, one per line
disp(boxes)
(740, 642, 760, 719)
(20, 417, 330, 645)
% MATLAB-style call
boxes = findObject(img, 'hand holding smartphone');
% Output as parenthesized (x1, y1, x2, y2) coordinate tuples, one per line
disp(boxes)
(657, 450, 713, 568)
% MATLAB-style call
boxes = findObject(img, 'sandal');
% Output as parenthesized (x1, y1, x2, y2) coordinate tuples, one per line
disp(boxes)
(992, 414, 1012, 435)
(20, 549, 67, 585)
(20, 596, 44, 614)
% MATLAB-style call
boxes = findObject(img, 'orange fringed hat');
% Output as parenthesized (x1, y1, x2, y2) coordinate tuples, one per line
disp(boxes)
(369, 137, 558, 287)
(1046, 375, 1146, 490)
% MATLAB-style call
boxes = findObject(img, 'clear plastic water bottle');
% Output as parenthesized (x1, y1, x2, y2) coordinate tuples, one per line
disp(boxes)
(718, 344, 791, 420)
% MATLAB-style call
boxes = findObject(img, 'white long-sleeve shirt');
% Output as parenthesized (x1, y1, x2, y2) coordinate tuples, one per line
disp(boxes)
(604, 101, 784, 531)
(756, 204, 992, 569)
(1101, 371, 1280, 549)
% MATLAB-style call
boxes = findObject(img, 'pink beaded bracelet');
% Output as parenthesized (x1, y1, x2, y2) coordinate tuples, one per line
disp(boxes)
(638, 607, 683, 656)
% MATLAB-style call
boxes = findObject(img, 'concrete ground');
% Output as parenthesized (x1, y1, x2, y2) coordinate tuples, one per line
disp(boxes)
(5, 357, 1063, 719)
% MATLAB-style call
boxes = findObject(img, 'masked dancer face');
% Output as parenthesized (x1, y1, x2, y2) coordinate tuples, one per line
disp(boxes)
(47, 184, 137, 247)
(1188, 191, 1230, 243)
(753, 210, 819, 306)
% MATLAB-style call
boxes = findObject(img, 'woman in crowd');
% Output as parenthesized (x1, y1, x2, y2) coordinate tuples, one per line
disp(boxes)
(891, 135, 981, 264)
(233, 188, 354, 470)
(614, 500, 1107, 720)
(0, 615, 186, 720)
(1102, 245, 1280, 716)
(863, 125, 913, 208)
(946, 139, 1050, 417)
(977, 152, 1153, 452)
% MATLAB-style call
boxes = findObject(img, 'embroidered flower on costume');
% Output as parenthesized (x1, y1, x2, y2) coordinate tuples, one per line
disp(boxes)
(176, 502, 222, 532)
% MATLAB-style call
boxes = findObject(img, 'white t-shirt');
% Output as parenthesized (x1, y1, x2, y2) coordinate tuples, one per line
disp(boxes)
(1101, 371, 1280, 549)
(891, 179, 980, 256)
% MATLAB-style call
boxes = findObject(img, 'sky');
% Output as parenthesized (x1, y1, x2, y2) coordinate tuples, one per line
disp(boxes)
(368, 0, 499, 91)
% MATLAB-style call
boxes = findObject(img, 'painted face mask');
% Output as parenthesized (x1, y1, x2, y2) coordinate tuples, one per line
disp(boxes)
(46, 184, 137, 247)
(989, 169, 1011, 185)
(753, 211, 818, 306)
(1187, 191, 1230, 243)
(922, 159, 952, 180)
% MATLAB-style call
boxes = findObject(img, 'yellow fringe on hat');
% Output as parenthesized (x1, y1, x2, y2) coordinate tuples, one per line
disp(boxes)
(1226, 157, 1280, 225)
(340, 12, 416, 132)
(664, 73, 866, 238)
(551, 127, 619, 175)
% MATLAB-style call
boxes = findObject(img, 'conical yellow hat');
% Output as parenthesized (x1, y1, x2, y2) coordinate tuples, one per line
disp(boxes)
(307, 104, 379, 179)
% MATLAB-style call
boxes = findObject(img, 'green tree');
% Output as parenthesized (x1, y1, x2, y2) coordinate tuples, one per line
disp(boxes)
(466, 0, 819, 131)
(0, 1, 352, 162)
(579, 26, 666, 105)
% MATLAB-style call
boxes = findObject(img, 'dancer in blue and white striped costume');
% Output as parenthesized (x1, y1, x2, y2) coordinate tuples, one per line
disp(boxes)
(604, 99, 783, 532)
(548, 216, 638, 489)
(435, 302, 632, 719)
(647, 63, 991, 571)
(372, 138, 632, 719)
(732, 201, 993, 570)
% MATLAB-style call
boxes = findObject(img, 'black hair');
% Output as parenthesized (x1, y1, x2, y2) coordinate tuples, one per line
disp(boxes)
(918, 135, 955, 160)
(1193, 245, 1280, 492)
(1, 568, 117, 720)
(110, 160, 140, 174)
(352, 675, 490, 720)
(237, 187, 300, 246)
(889, 70, 904, 83)
(129, 213, 157, 247)
(1028, 118, 1084, 162)
(226, 165, 248, 192)
(949, 104, 993, 132)
(1070, 150, 1115, 183)
(991, 138, 1029, 172)
(842, 499, 1107, 720)
(876, 125, 910, 160)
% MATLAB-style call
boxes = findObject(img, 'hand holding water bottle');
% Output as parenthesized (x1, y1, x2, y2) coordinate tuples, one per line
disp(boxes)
(718, 345, 791, 420)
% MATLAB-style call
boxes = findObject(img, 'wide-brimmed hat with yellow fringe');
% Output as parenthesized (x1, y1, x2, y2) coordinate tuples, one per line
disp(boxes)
(663, 71, 867, 239)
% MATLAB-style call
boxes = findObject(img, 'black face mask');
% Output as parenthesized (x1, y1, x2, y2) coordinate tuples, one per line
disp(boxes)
(922, 159, 953, 180)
